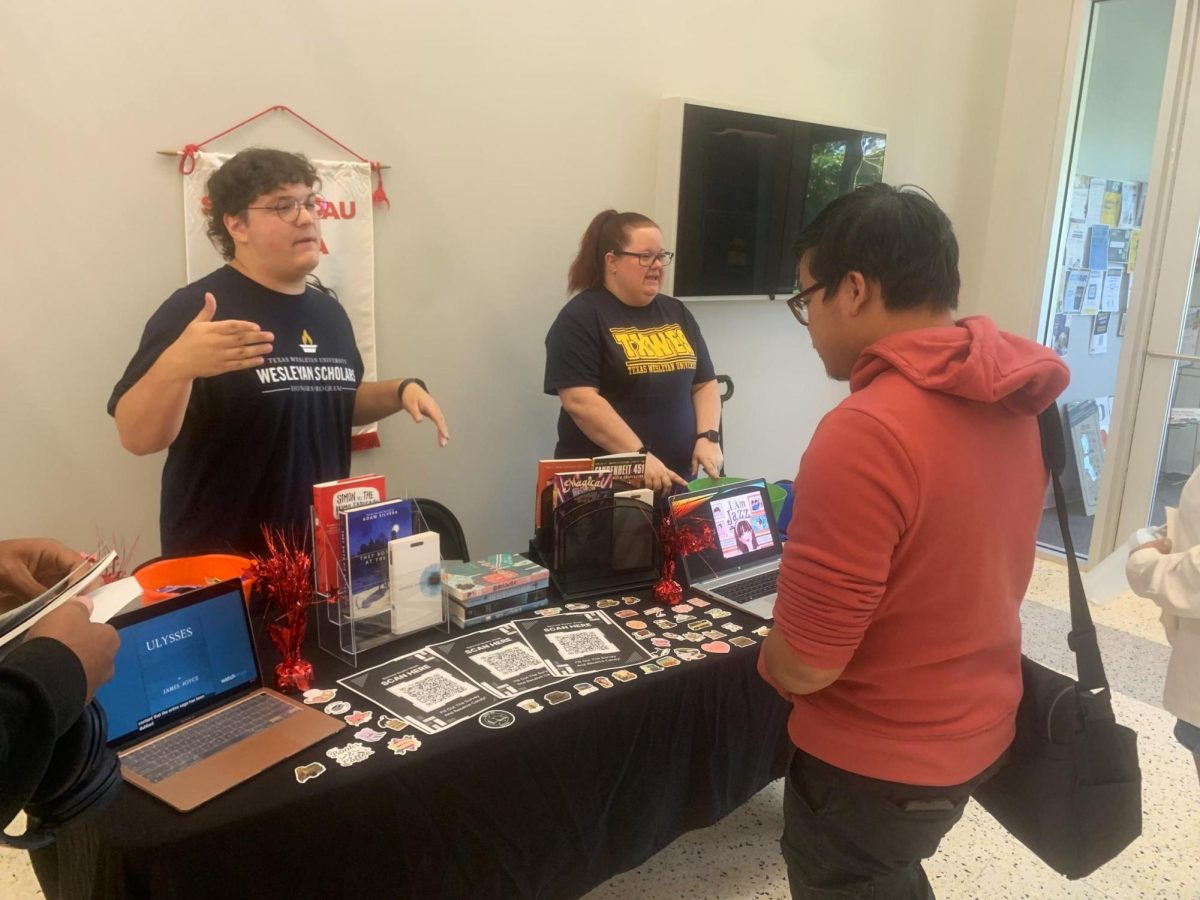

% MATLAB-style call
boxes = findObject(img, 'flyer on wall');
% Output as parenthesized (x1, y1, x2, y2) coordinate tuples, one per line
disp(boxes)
(339, 647, 498, 735)
(428, 623, 561, 698)
(511, 611, 654, 677)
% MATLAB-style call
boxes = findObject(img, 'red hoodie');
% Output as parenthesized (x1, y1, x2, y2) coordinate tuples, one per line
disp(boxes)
(760, 316, 1069, 786)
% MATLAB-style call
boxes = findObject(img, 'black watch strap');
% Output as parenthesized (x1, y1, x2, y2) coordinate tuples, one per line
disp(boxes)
(398, 378, 427, 401)
(696, 430, 720, 443)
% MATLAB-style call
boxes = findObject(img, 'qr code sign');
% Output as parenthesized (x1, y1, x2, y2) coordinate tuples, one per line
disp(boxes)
(546, 628, 619, 661)
(471, 642, 545, 681)
(387, 669, 479, 713)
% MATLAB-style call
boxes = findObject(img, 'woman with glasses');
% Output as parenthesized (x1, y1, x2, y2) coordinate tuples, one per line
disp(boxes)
(544, 209, 722, 494)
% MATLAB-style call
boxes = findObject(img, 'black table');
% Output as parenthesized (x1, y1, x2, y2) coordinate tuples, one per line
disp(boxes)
(32, 592, 791, 900)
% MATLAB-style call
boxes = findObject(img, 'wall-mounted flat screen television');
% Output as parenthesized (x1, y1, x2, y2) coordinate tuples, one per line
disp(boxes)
(656, 100, 886, 300)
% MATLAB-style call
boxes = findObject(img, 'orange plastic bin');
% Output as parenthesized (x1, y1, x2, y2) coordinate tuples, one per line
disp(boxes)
(133, 554, 256, 605)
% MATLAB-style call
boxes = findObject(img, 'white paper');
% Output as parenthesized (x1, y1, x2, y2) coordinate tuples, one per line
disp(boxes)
(1119, 182, 1138, 228)
(1086, 177, 1108, 225)
(88, 576, 144, 623)
(1101, 269, 1123, 313)
(1070, 175, 1091, 221)
(1063, 224, 1086, 269)
(1081, 270, 1104, 315)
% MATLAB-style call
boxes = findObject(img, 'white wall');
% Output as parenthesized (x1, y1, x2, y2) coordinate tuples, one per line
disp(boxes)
(0, 0, 1020, 563)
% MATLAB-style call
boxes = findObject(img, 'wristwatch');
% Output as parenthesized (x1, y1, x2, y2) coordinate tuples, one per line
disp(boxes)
(696, 430, 720, 443)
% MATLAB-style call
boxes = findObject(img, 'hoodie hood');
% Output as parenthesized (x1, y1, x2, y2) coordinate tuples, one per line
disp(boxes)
(849, 316, 1069, 414)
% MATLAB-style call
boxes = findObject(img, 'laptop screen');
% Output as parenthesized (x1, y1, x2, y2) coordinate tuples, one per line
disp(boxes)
(96, 580, 261, 749)
(668, 480, 781, 583)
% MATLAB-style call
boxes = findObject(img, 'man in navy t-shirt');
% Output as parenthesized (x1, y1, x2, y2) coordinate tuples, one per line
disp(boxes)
(109, 149, 450, 556)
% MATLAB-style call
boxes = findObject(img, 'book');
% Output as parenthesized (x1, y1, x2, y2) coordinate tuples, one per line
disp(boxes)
(388, 531, 443, 637)
(341, 498, 414, 619)
(534, 459, 592, 530)
(441, 554, 550, 603)
(452, 575, 553, 609)
(592, 452, 647, 490)
(616, 487, 654, 507)
(312, 474, 386, 596)
(0, 549, 118, 649)
(449, 594, 551, 628)
(552, 470, 613, 508)
(450, 586, 550, 619)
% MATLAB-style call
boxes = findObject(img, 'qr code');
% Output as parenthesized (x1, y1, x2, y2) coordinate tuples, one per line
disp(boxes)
(471, 642, 545, 681)
(546, 628, 619, 661)
(387, 669, 479, 713)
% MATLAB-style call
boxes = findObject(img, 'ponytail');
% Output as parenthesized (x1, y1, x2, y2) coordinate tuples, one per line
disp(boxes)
(567, 209, 658, 294)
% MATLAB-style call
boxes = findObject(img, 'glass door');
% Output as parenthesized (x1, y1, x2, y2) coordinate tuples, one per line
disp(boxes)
(1037, 0, 1177, 559)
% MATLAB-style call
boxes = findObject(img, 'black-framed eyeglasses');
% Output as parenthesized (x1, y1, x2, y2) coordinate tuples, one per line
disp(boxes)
(246, 194, 326, 224)
(613, 250, 675, 267)
(786, 282, 825, 326)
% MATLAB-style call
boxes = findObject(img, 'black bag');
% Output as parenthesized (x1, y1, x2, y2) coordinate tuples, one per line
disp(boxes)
(972, 404, 1142, 879)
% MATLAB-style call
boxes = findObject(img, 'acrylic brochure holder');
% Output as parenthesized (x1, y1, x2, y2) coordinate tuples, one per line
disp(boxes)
(550, 496, 660, 601)
(313, 498, 450, 669)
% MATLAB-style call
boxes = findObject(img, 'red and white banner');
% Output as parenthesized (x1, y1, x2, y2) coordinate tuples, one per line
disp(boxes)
(183, 151, 381, 449)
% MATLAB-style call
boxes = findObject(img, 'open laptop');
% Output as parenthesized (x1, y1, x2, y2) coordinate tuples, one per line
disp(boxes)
(95, 579, 343, 811)
(667, 479, 782, 619)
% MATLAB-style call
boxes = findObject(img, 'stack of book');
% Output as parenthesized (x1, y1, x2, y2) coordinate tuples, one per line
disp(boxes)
(442, 555, 551, 628)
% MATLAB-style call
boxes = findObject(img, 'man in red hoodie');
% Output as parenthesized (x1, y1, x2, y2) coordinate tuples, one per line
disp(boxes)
(759, 184, 1069, 899)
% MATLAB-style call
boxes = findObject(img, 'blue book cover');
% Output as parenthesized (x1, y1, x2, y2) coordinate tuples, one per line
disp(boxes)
(1086, 224, 1110, 270)
(341, 499, 414, 618)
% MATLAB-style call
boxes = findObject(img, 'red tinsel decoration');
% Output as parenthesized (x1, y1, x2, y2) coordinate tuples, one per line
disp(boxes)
(251, 527, 317, 693)
(653, 510, 716, 605)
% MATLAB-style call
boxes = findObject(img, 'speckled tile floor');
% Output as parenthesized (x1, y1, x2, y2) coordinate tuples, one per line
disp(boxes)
(3, 559, 1197, 899)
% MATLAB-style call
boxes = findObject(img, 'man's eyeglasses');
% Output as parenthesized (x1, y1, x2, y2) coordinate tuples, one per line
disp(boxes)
(246, 195, 327, 224)
(786, 282, 825, 326)
(613, 250, 675, 267)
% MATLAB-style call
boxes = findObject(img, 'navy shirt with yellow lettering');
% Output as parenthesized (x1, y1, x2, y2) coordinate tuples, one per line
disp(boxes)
(109, 265, 364, 556)
(544, 288, 716, 478)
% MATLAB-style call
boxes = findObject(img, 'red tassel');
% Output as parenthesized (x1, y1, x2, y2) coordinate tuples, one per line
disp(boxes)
(178, 144, 200, 175)
(371, 161, 390, 209)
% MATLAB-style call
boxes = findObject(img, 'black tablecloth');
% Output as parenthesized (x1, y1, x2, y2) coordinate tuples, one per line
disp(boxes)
(32, 593, 791, 900)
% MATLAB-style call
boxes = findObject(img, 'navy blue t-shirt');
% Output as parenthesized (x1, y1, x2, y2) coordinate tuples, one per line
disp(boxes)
(108, 265, 364, 556)
(543, 288, 716, 478)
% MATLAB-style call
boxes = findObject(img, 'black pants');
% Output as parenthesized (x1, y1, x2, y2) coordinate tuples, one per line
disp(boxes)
(780, 749, 1005, 899)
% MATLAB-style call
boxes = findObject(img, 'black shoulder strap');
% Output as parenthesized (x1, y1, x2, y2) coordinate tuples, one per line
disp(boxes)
(1037, 404, 1110, 693)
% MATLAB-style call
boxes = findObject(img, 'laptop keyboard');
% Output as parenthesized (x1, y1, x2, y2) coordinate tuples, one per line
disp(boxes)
(718, 570, 778, 604)
(123, 693, 298, 784)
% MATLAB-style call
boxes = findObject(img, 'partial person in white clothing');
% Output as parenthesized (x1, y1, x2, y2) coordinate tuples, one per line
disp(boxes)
(1126, 466, 1200, 783)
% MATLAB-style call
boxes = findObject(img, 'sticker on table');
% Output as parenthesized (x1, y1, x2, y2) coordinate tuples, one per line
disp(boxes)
(709, 609, 732, 620)
(639, 663, 662, 674)
(687, 620, 714, 632)
(545, 690, 572, 705)
(643, 607, 663, 616)
(324, 700, 351, 716)
(701, 641, 731, 654)
(612, 669, 638, 682)
(650, 637, 671, 649)
(653, 620, 673, 630)
(622, 596, 639, 605)
(294, 762, 326, 783)
(564, 602, 590, 611)
(614, 609, 638, 619)
(355, 728, 386, 743)
(574, 682, 598, 696)
(657, 656, 681, 668)
(689, 598, 710, 608)
(675, 648, 706, 661)
(625, 620, 648, 630)
(683, 633, 706, 643)
(721, 623, 743, 633)
(594, 675, 614, 689)
(326, 742, 375, 768)
(378, 716, 408, 731)
(339, 647, 498, 736)
(517, 698, 544, 714)
(673, 604, 693, 614)
(478, 709, 516, 729)
(703, 630, 726, 641)
(429, 623, 558, 699)
(511, 611, 655, 677)
(596, 599, 619, 609)
(303, 688, 336, 705)
(730, 636, 757, 648)
(632, 630, 653, 640)
(673, 614, 695, 623)
(345, 710, 374, 726)
(387, 735, 422, 756)
(535, 607, 563, 617)
(753, 625, 771, 637)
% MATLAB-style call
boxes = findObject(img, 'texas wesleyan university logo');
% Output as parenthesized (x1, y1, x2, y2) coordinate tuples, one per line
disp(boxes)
(608, 324, 698, 376)
(300, 329, 318, 354)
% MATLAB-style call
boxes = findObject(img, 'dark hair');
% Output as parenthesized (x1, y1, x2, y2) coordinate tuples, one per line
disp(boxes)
(793, 183, 959, 311)
(205, 148, 320, 260)
(567, 209, 658, 294)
